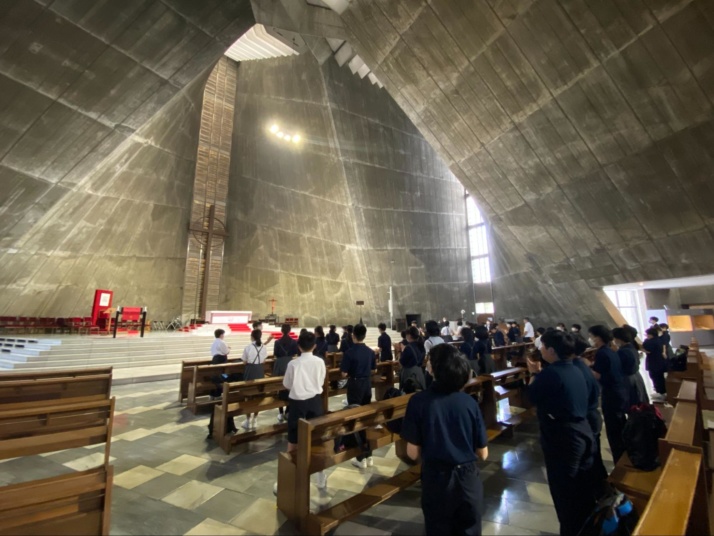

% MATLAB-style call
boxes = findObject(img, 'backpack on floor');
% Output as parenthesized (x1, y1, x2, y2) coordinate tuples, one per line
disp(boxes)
(622, 404, 667, 471)
(577, 486, 638, 536)
(333, 404, 367, 453)
(667, 345, 688, 372)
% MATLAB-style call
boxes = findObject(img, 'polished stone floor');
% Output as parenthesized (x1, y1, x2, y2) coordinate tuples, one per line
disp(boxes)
(0, 379, 615, 535)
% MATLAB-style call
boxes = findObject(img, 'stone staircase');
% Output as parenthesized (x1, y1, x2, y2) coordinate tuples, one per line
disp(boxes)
(0, 326, 400, 384)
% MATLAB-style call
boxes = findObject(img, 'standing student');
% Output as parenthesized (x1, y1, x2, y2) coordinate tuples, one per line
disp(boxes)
(474, 326, 495, 374)
(326, 325, 340, 352)
(586, 325, 629, 464)
(400, 326, 426, 391)
(659, 323, 673, 359)
(523, 317, 534, 342)
(459, 327, 477, 374)
(642, 327, 667, 400)
(207, 329, 236, 438)
(401, 344, 488, 536)
(507, 322, 521, 344)
(612, 327, 649, 407)
(490, 324, 506, 347)
(648, 316, 659, 328)
(423, 320, 445, 354)
(340, 324, 376, 468)
(377, 323, 393, 361)
(240, 329, 268, 430)
(313, 326, 328, 357)
(274, 331, 328, 494)
(527, 330, 595, 536)
(339, 325, 354, 353)
(273, 324, 299, 423)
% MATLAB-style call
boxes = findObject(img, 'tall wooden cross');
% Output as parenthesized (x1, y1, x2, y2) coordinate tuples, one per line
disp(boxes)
(188, 204, 227, 320)
(270, 297, 277, 315)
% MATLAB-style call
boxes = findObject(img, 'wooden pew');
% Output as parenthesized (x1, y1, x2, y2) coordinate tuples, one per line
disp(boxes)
(463, 376, 509, 439)
(323, 352, 343, 370)
(0, 367, 113, 383)
(276, 396, 420, 535)
(0, 465, 113, 536)
(178, 357, 241, 403)
(0, 374, 112, 410)
(186, 358, 275, 413)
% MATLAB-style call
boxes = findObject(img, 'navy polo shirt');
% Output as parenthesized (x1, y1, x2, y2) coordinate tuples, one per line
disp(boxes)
(378, 332, 392, 360)
(618, 344, 639, 376)
(400, 343, 423, 368)
(339, 336, 353, 353)
(474, 340, 489, 358)
(592, 346, 629, 413)
(326, 331, 340, 346)
(528, 359, 588, 423)
(571, 357, 602, 435)
(493, 331, 505, 347)
(340, 343, 376, 378)
(274, 336, 299, 359)
(459, 341, 474, 360)
(401, 385, 487, 466)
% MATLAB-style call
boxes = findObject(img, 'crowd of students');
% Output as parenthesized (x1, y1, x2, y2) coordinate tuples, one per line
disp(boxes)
(208, 316, 674, 536)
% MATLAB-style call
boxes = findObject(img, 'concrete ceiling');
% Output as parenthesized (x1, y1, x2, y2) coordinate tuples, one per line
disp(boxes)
(330, 0, 714, 323)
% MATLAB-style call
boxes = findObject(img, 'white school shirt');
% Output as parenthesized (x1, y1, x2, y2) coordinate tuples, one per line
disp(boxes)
(283, 352, 326, 400)
(524, 322, 534, 338)
(241, 343, 268, 364)
(424, 336, 445, 353)
(210, 339, 229, 356)
(440, 325, 450, 337)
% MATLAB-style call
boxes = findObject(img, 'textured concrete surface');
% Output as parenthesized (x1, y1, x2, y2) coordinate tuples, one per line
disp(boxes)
(221, 53, 470, 325)
(0, 0, 254, 318)
(337, 0, 714, 325)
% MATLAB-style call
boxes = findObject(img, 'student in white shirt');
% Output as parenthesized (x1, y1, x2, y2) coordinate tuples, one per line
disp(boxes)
(274, 331, 327, 494)
(240, 329, 269, 430)
(523, 317, 535, 342)
(424, 320, 445, 353)
(210, 329, 230, 361)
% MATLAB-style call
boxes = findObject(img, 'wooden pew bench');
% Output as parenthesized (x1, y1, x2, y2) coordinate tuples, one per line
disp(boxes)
(323, 352, 343, 370)
(0, 373, 112, 410)
(276, 396, 420, 535)
(0, 366, 113, 383)
(463, 376, 509, 439)
(186, 358, 275, 413)
(0, 465, 113, 535)
(178, 357, 241, 403)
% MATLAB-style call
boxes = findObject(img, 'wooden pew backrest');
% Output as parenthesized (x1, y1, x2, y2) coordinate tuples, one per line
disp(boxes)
(0, 465, 113, 535)
(0, 374, 112, 410)
(0, 367, 113, 382)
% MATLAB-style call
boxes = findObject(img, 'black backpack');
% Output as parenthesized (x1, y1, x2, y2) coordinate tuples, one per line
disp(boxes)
(577, 486, 638, 536)
(334, 404, 367, 452)
(382, 387, 406, 434)
(622, 404, 667, 471)
(667, 345, 688, 372)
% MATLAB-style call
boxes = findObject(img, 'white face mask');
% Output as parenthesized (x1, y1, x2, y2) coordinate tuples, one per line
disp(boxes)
(588, 337, 595, 346)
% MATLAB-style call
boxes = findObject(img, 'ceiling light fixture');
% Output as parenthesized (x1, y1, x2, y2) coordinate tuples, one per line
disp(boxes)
(270, 124, 279, 133)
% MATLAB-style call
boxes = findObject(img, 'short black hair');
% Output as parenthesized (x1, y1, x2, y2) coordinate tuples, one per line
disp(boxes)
(378, 322, 387, 331)
(214, 329, 225, 338)
(557, 323, 566, 328)
(588, 325, 613, 345)
(573, 337, 589, 357)
(406, 326, 420, 340)
(298, 331, 316, 351)
(524, 317, 530, 322)
(645, 327, 659, 338)
(252, 320, 262, 329)
(346, 325, 353, 333)
(314, 325, 324, 337)
(571, 323, 582, 331)
(541, 330, 575, 360)
(659, 323, 669, 329)
(536, 327, 545, 335)
(649, 316, 659, 322)
(474, 325, 489, 341)
(425, 320, 440, 337)
(461, 327, 474, 342)
(612, 327, 633, 344)
(353, 324, 367, 341)
(329, 325, 336, 331)
(281, 323, 291, 335)
(429, 344, 471, 393)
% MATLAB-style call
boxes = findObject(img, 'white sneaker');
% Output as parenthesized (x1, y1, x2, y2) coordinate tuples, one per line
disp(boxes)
(316, 471, 328, 489)
(251, 418, 258, 430)
(273, 482, 278, 495)
(351, 458, 367, 469)
(277, 414, 285, 424)
(241, 419, 251, 431)
(366, 457, 374, 467)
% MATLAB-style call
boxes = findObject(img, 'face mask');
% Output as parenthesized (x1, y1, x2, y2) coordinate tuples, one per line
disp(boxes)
(588, 337, 595, 346)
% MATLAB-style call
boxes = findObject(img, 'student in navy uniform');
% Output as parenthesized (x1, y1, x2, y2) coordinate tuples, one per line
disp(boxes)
(642, 327, 667, 400)
(612, 327, 649, 407)
(399, 326, 426, 391)
(401, 344, 488, 536)
(377, 322, 393, 361)
(273, 323, 299, 424)
(339, 325, 354, 353)
(474, 326, 495, 375)
(490, 324, 505, 347)
(585, 325, 629, 463)
(659, 323, 673, 359)
(340, 324, 377, 468)
(313, 325, 328, 358)
(459, 327, 477, 373)
(326, 325, 340, 352)
(507, 322, 521, 344)
(527, 330, 595, 536)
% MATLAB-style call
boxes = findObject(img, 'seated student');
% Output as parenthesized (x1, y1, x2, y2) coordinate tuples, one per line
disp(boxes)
(642, 326, 667, 400)
(340, 324, 377, 468)
(274, 331, 328, 495)
(423, 320, 445, 353)
(377, 322, 393, 361)
(401, 344, 488, 536)
(586, 325, 629, 464)
(326, 324, 340, 352)
(273, 323, 300, 424)
(612, 327, 649, 407)
(459, 327, 477, 373)
(339, 325, 354, 353)
(527, 330, 596, 536)
(474, 325, 495, 374)
(490, 324, 506, 347)
(313, 325, 328, 358)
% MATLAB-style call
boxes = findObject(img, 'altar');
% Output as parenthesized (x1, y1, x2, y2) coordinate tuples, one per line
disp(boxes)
(206, 311, 252, 324)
